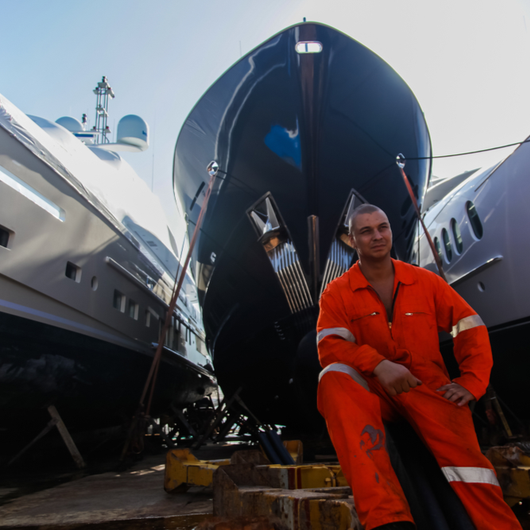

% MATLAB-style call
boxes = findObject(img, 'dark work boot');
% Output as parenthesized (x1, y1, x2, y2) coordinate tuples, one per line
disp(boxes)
(373, 523, 415, 530)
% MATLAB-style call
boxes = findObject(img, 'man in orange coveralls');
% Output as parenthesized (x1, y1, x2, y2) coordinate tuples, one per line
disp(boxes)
(317, 204, 521, 530)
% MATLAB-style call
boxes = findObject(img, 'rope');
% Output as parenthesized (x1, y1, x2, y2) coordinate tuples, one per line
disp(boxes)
(396, 154, 447, 281)
(121, 163, 219, 462)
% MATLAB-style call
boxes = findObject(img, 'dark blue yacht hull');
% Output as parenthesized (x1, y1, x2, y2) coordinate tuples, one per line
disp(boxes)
(173, 22, 431, 429)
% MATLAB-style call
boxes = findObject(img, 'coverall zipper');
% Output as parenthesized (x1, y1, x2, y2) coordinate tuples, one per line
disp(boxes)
(367, 282, 401, 336)
(388, 282, 401, 333)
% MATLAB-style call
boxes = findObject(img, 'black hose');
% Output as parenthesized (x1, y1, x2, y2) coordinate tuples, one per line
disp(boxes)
(386, 422, 475, 530)
(266, 430, 295, 465)
(257, 431, 282, 464)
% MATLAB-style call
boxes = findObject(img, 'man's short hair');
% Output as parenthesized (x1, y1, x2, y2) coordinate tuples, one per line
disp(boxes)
(347, 204, 385, 235)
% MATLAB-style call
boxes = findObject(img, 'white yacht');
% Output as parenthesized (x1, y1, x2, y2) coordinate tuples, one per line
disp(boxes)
(0, 86, 216, 438)
(415, 139, 530, 418)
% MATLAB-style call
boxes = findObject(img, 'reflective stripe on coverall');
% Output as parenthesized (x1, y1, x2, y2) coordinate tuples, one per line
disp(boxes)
(317, 259, 521, 530)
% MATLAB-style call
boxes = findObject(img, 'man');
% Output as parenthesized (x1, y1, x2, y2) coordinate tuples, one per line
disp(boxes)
(317, 204, 521, 530)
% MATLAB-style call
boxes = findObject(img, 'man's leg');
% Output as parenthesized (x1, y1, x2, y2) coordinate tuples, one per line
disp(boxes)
(398, 384, 522, 530)
(318, 369, 414, 530)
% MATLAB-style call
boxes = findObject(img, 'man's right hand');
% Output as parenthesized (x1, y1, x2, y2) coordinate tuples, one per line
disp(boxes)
(373, 360, 422, 396)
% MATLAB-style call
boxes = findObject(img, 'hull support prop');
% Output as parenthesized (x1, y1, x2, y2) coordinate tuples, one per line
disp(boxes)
(8, 405, 86, 469)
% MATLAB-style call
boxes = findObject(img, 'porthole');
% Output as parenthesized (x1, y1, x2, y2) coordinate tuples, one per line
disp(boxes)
(442, 228, 452, 262)
(466, 201, 483, 239)
(91, 276, 98, 291)
(451, 219, 463, 254)
(434, 237, 442, 261)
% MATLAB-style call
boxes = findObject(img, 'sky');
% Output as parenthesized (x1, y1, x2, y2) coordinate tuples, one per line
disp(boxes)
(2, 0, 530, 245)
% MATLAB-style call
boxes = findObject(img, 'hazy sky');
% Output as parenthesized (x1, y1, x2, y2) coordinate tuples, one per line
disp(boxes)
(2, 0, 529, 241)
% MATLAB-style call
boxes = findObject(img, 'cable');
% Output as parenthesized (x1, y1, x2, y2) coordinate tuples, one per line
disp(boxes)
(409, 138, 530, 161)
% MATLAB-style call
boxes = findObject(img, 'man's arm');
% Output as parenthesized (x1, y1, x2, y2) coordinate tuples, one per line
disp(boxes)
(373, 359, 422, 396)
(432, 273, 493, 401)
(436, 382, 474, 406)
(317, 289, 386, 375)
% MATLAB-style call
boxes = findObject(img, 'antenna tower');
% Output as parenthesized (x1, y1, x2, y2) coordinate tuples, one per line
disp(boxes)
(92, 76, 115, 144)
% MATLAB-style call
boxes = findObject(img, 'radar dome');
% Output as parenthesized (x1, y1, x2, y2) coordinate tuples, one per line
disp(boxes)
(117, 115, 149, 151)
(56, 116, 84, 133)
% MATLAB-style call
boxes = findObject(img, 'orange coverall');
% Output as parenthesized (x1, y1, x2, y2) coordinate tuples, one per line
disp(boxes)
(317, 259, 521, 530)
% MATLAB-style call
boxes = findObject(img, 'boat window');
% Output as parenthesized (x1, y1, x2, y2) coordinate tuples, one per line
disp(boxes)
(165, 327, 171, 347)
(295, 41, 323, 54)
(197, 336, 208, 355)
(466, 201, 483, 239)
(442, 228, 452, 262)
(0, 165, 65, 221)
(145, 307, 158, 327)
(0, 227, 10, 248)
(166, 318, 175, 348)
(91, 276, 98, 291)
(65, 261, 81, 282)
(451, 219, 463, 254)
(128, 300, 139, 320)
(113, 290, 125, 312)
(434, 237, 442, 261)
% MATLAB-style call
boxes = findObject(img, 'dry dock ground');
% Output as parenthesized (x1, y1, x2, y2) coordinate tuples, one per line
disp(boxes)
(0, 444, 257, 530)
(3, 441, 528, 529)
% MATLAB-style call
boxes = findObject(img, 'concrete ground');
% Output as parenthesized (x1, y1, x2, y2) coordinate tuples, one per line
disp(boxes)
(0, 452, 213, 529)
(0, 436, 339, 530)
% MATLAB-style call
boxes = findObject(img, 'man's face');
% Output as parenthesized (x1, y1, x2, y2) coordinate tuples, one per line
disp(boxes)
(349, 210, 392, 260)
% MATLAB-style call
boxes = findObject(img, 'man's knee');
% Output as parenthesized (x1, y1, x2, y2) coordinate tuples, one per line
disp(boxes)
(319, 362, 371, 392)
(317, 369, 379, 422)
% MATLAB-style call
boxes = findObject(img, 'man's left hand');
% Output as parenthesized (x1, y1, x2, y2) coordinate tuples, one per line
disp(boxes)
(436, 382, 474, 406)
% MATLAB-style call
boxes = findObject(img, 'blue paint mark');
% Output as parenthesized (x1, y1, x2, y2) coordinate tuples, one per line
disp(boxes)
(360, 425, 385, 459)
(264, 123, 301, 169)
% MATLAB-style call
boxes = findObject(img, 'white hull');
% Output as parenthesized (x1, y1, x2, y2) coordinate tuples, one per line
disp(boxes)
(417, 140, 530, 331)
(416, 140, 530, 417)
(0, 94, 215, 432)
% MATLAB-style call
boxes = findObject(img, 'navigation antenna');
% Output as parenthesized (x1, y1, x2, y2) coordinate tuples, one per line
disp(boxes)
(92, 76, 115, 144)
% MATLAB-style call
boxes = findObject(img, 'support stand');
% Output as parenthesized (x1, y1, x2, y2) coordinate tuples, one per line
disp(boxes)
(8, 405, 86, 469)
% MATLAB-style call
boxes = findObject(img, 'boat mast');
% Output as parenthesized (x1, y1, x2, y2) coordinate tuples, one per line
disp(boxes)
(92, 76, 115, 144)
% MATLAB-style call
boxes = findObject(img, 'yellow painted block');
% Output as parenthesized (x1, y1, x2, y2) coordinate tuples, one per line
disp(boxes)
(187, 464, 218, 487)
(498, 467, 530, 500)
(164, 448, 231, 492)
(300, 466, 335, 488)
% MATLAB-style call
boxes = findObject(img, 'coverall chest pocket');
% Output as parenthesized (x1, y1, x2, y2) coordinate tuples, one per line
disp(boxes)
(399, 310, 437, 355)
(349, 310, 385, 344)
(350, 311, 380, 323)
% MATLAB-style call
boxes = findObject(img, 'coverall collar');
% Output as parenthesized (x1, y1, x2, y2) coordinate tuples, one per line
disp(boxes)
(348, 258, 416, 292)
